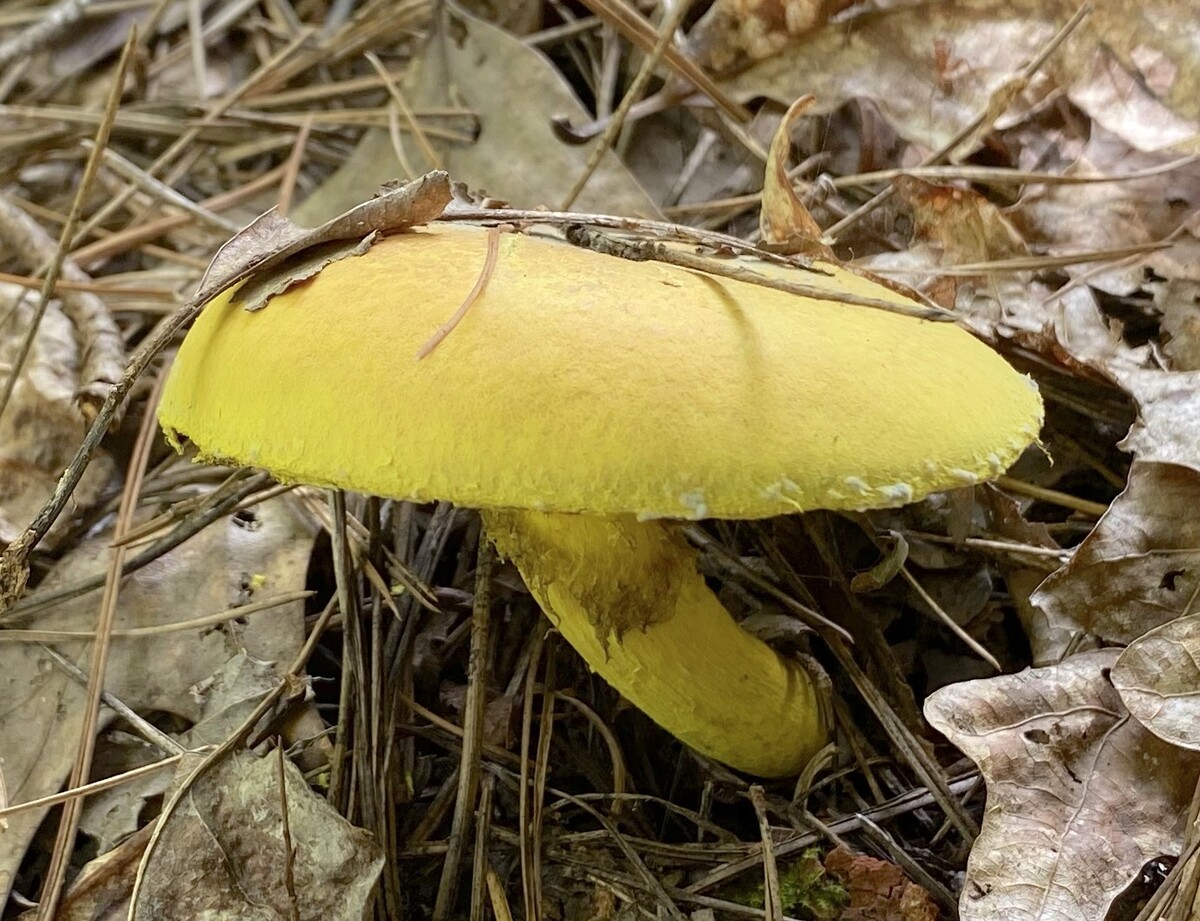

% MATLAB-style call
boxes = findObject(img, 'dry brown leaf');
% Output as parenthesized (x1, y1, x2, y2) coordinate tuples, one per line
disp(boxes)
(80, 654, 284, 852)
(712, 0, 1200, 156)
(1012, 129, 1200, 296)
(688, 0, 856, 74)
(0, 495, 315, 907)
(0, 284, 113, 549)
(925, 649, 1200, 921)
(133, 751, 382, 921)
(1154, 280, 1200, 371)
(759, 95, 832, 257)
(195, 171, 452, 308)
(1030, 462, 1200, 656)
(823, 845, 938, 921)
(894, 176, 1028, 266)
(294, 7, 660, 224)
(1113, 613, 1200, 750)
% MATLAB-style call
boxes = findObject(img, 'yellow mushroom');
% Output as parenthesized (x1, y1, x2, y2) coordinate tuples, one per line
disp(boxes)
(159, 223, 1042, 776)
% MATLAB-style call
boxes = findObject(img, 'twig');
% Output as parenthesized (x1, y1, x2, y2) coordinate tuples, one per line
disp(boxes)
(127, 596, 340, 919)
(277, 115, 315, 218)
(749, 786, 783, 921)
(366, 50, 442, 171)
(432, 534, 494, 921)
(565, 224, 951, 321)
(900, 564, 1001, 671)
(0, 0, 94, 69)
(561, 0, 694, 210)
(572, 0, 748, 124)
(276, 745, 302, 921)
(0, 29, 133, 426)
(823, 3, 1092, 241)
(0, 754, 185, 822)
(35, 360, 167, 921)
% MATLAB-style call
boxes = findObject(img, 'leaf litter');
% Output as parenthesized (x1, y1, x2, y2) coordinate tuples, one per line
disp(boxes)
(0, 1, 1198, 920)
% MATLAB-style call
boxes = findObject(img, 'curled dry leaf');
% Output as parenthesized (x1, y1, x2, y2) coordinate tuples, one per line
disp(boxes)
(0, 284, 113, 549)
(760, 95, 832, 258)
(1031, 463, 1200, 656)
(925, 650, 1200, 921)
(1112, 613, 1200, 750)
(195, 170, 452, 308)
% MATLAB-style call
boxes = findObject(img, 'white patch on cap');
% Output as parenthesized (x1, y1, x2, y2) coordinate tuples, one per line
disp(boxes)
(678, 489, 708, 520)
(877, 482, 914, 504)
(844, 476, 871, 495)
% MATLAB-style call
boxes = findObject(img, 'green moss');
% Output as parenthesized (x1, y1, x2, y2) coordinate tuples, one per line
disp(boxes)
(725, 848, 848, 920)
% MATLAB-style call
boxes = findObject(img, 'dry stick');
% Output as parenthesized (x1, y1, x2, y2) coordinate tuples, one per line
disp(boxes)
(470, 775, 496, 921)
(366, 50, 443, 171)
(856, 815, 959, 919)
(900, 565, 1002, 671)
(35, 361, 167, 921)
(68, 26, 315, 254)
(0, 29, 134, 427)
(40, 644, 184, 756)
(823, 3, 1092, 242)
(0, 300, 190, 609)
(1, 471, 271, 622)
(73, 165, 285, 265)
(564, 224, 948, 320)
(0, 0, 93, 68)
(749, 786, 783, 921)
(432, 535, 494, 921)
(560, 0, 694, 211)
(326, 490, 357, 811)
(0, 271, 177, 300)
(995, 475, 1108, 518)
(0, 754, 185, 822)
(275, 745, 302, 921)
(417, 227, 502, 359)
(519, 630, 547, 921)
(572, 0, 747, 124)
(127, 596, 340, 920)
(276, 115, 314, 218)
(89, 143, 242, 235)
(569, 224, 949, 320)
(531, 649, 558, 918)
(828, 635, 979, 841)
(0, 590, 312, 642)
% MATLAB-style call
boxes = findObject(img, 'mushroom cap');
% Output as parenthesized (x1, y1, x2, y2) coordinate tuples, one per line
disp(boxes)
(159, 223, 1042, 518)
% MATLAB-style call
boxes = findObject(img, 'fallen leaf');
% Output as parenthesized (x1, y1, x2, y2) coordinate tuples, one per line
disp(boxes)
(760, 95, 832, 257)
(925, 650, 1200, 921)
(133, 750, 382, 921)
(0, 495, 315, 907)
(292, 7, 660, 224)
(195, 171, 452, 307)
(1030, 463, 1200, 656)
(712, 0, 1200, 156)
(0, 284, 113, 549)
(1113, 613, 1200, 750)
(823, 845, 938, 921)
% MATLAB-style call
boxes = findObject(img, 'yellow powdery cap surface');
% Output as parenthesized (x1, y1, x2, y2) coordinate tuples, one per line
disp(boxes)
(160, 223, 1042, 519)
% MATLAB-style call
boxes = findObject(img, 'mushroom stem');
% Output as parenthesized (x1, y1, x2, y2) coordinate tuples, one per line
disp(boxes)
(483, 509, 831, 777)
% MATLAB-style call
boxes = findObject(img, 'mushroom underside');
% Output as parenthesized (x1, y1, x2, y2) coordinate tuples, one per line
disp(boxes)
(482, 508, 830, 778)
